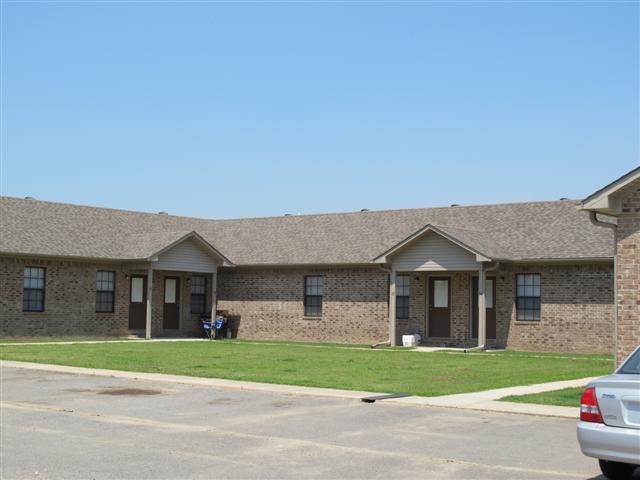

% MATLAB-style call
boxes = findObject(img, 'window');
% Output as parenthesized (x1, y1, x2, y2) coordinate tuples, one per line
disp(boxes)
(433, 280, 449, 308)
(96, 271, 115, 312)
(396, 275, 410, 319)
(23, 267, 45, 312)
(485, 279, 494, 309)
(131, 277, 144, 303)
(619, 347, 640, 375)
(190, 276, 207, 314)
(516, 274, 541, 321)
(304, 276, 323, 317)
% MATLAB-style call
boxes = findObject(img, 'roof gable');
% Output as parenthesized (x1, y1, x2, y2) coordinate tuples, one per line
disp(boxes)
(149, 231, 233, 267)
(153, 234, 233, 272)
(581, 167, 640, 216)
(373, 224, 494, 264)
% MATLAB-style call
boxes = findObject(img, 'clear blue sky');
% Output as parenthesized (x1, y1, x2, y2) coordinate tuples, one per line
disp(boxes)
(1, 1, 638, 219)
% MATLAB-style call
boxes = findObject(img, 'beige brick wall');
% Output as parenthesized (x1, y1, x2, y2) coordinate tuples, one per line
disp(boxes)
(217, 267, 389, 344)
(500, 264, 614, 354)
(615, 179, 640, 364)
(395, 266, 613, 352)
(0, 257, 615, 354)
(0, 256, 130, 336)
(0, 257, 216, 338)
(218, 265, 613, 353)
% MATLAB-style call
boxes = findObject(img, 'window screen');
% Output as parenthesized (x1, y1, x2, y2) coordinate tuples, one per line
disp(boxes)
(96, 271, 115, 313)
(190, 276, 207, 314)
(304, 276, 323, 317)
(396, 275, 410, 319)
(23, 267, 45, 312)
(516, 274, 541, 321)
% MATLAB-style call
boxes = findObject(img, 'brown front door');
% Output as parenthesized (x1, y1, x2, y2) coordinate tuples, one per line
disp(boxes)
(472, 277, 497, 339)
(129, 275, 147, 330)
(428, 277, 451, 337)
(163, 277, 180, 329)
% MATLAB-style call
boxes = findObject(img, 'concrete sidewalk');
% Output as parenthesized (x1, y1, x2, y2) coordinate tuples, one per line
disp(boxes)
(0, 360, 592, 418)
(390, 377, 595, 417)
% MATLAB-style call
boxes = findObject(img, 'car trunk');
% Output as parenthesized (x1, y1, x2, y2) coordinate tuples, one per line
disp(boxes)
(596, 375, 640, 429)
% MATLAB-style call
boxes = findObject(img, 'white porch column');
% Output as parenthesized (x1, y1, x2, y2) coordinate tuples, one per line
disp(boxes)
(389, 270, 397, 347)
(478, 263, 486, 348)
(145, 266, 153, 340)
(210, 269, 218, 320)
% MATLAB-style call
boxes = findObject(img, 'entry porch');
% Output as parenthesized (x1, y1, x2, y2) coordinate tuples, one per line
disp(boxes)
(392, 271, 500, 348)
(374, 224, 501, 348)
(124, 231, 233, 339)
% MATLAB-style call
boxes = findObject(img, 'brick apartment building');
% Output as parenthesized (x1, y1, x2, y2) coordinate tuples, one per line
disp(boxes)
(1, 168, 637, 356)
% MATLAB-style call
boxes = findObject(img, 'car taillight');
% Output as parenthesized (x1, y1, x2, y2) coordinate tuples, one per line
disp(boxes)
(580, 387, 603, 423)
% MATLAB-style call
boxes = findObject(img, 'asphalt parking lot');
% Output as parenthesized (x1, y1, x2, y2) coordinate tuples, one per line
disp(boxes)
(0, 365, 617, 479)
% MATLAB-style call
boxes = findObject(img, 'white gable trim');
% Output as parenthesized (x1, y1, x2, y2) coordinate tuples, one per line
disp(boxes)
(581, 167, 640, 216)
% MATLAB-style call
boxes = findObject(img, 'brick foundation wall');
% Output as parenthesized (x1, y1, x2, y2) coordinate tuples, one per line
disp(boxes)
(0, 257, 130, 336)
(616, 179, 640, 365)
(217, 267, 389, 344)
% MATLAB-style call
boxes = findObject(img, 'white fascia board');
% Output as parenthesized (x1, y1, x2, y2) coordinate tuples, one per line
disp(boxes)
(581, 167, 640, 215)
(580, 194, 622, 216)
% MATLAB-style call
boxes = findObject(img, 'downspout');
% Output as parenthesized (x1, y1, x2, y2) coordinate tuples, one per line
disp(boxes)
(589, 211, 618, 368)
(464, 261, 501, 353)
(372, 265, 393, 348)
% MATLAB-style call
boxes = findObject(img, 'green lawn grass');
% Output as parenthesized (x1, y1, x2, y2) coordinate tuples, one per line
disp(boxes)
(0, 340, 613, 397)
(0, 336, 135, 344)
(501, 386, 586, 407)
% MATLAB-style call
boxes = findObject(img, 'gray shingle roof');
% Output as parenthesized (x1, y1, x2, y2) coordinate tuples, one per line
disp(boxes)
(424, 225, 506, 260)
(0, 196, 613, 265)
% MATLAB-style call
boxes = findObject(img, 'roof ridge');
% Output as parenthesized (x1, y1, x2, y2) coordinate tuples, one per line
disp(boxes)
(210, 199, 581, 223)
(126, 229, 194, 237)
(1, 195, 579, 224)
(431, 224, 488, 233)
(0, 196, 218, 223)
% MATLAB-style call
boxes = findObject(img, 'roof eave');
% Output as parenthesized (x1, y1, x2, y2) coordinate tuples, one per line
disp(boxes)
(0, 251, 154, 263)
(580, 167, 640, 216)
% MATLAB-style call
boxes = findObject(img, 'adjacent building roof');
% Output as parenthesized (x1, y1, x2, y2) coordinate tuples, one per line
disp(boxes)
(581, 166, 640, 216)
(0, 196, 613, 266)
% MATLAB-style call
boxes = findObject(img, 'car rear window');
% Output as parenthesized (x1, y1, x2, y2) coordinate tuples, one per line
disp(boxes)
(618, 348, 640, 374)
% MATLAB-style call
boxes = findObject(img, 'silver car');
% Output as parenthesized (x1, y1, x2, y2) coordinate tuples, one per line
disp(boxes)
(577, 345, 640, 479)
